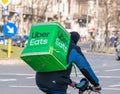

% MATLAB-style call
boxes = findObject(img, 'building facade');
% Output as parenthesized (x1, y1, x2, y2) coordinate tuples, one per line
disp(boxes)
(0, 0, 120, 36)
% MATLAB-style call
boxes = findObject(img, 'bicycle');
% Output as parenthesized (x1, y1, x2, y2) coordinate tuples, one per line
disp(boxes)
(75, 78, 101, 94)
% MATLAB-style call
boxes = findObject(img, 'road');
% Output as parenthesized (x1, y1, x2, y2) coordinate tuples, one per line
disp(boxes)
(0, 47, 120, 94)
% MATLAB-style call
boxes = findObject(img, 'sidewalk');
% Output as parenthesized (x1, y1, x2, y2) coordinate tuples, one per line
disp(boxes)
(0, 59, 25, 65)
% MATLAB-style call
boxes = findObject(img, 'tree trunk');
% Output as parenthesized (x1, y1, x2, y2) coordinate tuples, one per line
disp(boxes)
(105, 23, 109, 47)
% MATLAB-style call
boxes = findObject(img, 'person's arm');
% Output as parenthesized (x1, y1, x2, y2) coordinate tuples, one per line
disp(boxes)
(68, 49, 99, 86)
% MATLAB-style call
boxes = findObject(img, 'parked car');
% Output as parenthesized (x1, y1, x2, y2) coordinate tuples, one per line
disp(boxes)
(12, 35, 28, 47)
(114, 41, 120, 60)
(12, 35, 21, 46)
(0, 36, 4, 44)
(17, 35, 28, 47)
(0, 36, 8, 45)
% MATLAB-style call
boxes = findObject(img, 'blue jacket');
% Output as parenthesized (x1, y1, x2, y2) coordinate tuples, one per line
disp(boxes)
(68, 41, 99, 86)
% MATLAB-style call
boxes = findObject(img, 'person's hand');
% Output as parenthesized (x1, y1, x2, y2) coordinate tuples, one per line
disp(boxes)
(69, 81, 76, 88)
(92, 85, 101, 92)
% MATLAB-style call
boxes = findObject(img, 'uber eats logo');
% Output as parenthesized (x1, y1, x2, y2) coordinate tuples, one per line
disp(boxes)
(29, 31, 69, 52)
(30, 32, 50, 46)
(55, 31, 69, 52)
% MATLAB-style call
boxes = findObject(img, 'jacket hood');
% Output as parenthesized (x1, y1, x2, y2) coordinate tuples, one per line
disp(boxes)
(70, 31, 80, 44)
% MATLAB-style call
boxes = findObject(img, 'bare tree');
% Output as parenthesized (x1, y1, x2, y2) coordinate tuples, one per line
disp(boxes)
(98, 0, 118, 47)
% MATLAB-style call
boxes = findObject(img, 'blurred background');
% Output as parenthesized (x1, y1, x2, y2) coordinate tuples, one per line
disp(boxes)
(0, 0, 120, 59)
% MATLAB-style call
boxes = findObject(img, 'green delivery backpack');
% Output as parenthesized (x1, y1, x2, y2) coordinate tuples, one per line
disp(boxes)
(20, 22, 70, 72)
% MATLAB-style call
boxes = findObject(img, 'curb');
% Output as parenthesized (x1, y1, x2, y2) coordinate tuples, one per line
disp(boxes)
(0, 59, 26, 65)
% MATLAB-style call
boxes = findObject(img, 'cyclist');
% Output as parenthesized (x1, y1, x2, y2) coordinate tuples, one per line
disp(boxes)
(36, 31, 101, 94)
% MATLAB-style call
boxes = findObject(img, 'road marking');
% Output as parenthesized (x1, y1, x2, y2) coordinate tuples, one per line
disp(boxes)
(71, 74, 120, 79)
(71, 72, 120, 79)
(9, 85, 37, 88)
(106, 68, 120, 72)
(102, 63, 107, 67)
(109, 84, 120, 87)
(102, 88, 120, 91)
(0, 73, 34, 76)
(16, 73, 35, 76)
(26, 76, 35, 79)
(98, 76, 120, 79)
(0, 79, 16, 82)
(109, 83, 120, 87)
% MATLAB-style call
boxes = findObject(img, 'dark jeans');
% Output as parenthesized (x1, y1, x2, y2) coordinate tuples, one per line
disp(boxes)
(38, 84, 66, 94)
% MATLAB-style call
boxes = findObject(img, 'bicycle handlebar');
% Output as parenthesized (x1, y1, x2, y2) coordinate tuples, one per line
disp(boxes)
(75, 78, 101, 94)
